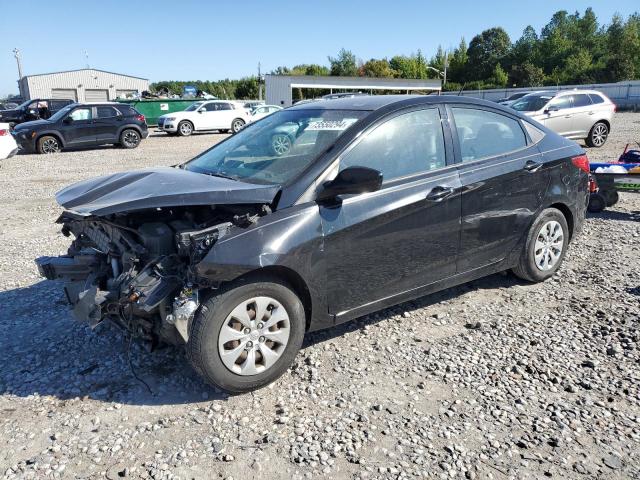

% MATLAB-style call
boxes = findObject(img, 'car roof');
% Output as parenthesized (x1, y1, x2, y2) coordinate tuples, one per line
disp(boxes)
(287, 94, 514, 112)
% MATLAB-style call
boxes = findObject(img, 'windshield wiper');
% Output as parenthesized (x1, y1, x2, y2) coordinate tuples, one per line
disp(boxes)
(202, 171, 237, 181)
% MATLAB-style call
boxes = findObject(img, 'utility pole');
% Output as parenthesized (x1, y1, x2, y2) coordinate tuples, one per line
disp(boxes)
(84, 50, 90, 69)
(13, 48, 23, 79)
(258, 62, 262, 101)
(443, 52, 448, 87)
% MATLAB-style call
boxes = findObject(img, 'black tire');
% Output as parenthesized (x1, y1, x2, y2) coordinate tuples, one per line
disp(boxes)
(119, 129, 141, 149)
(231, 118, 245, 134)
(587, 192, 607, 213)
(177, 120, 194, 137)
(585, 121, 609, 148)
(512, 208, 569, 283)
(187, 274, 305, 393)
(36, 135, 61, 154)
(602, 189, 619, 207)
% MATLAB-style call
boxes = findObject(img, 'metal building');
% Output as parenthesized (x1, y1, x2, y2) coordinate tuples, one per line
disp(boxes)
(265, 75, 441, 107)
(18, 69, 149, 102)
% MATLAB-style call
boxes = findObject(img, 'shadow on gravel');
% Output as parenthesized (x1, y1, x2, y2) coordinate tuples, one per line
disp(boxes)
(0, 273, 521, 405)
(0, 280, 227, 406)
(304, 272, 522, 349)
(587, 210, 640, 222)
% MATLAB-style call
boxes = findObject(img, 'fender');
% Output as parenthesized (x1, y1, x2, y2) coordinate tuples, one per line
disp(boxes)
(196, 202, 332, 331)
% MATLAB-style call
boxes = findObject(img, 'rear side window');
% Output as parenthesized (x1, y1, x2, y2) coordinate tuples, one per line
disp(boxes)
(96, 106, 119, 118)
(340, 108, 446, 181)
(203, 103, 217, 112)
(571, 94, 592, 107)
(589, 94, 605, 104)
(218, 103, 233, 110)
(452, 107, 527, 162)
(116, 106, 138, 116)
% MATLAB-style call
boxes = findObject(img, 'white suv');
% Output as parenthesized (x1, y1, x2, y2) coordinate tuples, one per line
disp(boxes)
(511, 89, 615, 147)
(157, 101, 250, 136)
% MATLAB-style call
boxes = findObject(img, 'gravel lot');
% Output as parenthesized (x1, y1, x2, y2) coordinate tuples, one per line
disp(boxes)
(1, 116, 639, 480)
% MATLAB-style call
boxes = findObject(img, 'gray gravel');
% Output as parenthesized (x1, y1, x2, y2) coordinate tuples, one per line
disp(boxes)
(1, 118, 639, 479)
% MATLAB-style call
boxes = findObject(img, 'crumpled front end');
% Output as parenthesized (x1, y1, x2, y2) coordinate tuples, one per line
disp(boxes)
(36, 204, 265, 346)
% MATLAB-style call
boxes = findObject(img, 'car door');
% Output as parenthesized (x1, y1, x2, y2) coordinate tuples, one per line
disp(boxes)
(196, 102, 218, 130)
(540, 95, 574, 137)
(449, 105, 550, 273)
(215, 102, 235, 129)
(59, 106, 96, 146)
(568, 93, 595, 138)
(320, 107, 462, 316)
(93, 106, 122, 143)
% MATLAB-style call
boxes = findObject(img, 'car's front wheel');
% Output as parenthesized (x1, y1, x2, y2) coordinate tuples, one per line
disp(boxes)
(512, 208, 569, 282)
(586, 121, 609, 148)
(120, 129, 141, 149)
(177, 120, 194, 137)
(37, 135, 61, 154)
(231, 118, 245, 133)
(187, 274, 305, 393)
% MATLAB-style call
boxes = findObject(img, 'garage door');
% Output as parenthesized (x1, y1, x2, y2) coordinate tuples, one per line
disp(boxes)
(85, 89, 109, 102)
(116, 89, 137, 99)
(51, 89, 77, 101)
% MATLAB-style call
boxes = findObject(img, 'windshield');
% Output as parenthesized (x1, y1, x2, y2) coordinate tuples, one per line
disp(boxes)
(185, 102, 204, 112)
(511, 95, 553, 112)
(185, 109, 367, 185)
(48, 105, 75, 122)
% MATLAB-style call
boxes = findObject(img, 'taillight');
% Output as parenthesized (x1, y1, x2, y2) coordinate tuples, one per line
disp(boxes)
(136, 114, 145, 122)
(0, 129, 7, 136)
(571, 154, 590, 173)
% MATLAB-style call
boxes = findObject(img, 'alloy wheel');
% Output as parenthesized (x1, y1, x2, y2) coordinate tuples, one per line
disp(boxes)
(534, 220, 564, 271)
(123, 131, 140, 148)
(591, 124, 608, 147)
(232, 120, 245, 133)
(180, 122, 193, 135)
(218, 296, 291, 376)
(271, 134, 292, 156)
(42, 138, 60, 154)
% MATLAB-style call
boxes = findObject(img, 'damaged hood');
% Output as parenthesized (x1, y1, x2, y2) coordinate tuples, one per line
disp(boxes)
(56, 166, 280, 216)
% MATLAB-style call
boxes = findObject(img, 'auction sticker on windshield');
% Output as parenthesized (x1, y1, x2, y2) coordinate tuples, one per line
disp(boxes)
(306, 119, 358, 131)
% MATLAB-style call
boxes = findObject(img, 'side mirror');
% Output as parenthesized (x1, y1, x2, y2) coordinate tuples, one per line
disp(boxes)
(197, 109, 205, 113)
(317, 166, 383, 202)
(63, 116, 73, 124)
(544, 105, 559, 114)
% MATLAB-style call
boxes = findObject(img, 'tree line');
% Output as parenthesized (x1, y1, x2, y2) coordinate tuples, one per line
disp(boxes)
(151, 8, 639, 99)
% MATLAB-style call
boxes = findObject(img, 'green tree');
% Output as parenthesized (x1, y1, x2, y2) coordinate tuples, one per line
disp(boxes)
(328, 48, 358, 76)
(235, 77, 259, 99)
(467, 27, 512, 80)
(490, 64, 508, 87)
(510, 61, 545, 87)
(447, 39, 469, 83)
(360, 58, 397, 78)
(290, 64, 330, 76)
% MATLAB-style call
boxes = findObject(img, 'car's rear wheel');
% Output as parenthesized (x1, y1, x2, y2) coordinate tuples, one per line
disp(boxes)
(231, 118, 245, 133)
(586, 122, 609, 148)
(187, 274, 305, 393)
(587, 192, 607, 212)
(602, 189, 619, 207)
(120, 129, 141, 149)
(37, 135, 61, 154)
(512, 208, 569, 283)
(271, 133, 292, 156)
(177, 120, 194, 137)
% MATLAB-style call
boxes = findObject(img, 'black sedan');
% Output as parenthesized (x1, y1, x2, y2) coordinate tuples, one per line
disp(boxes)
(36, 95, 589, 392)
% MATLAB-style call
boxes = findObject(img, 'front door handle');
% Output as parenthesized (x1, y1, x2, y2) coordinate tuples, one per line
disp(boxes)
(426, 186, 455, 201)
(524, 160, 543, 172)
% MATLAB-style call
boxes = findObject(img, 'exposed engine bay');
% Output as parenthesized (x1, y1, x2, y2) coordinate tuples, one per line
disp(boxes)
(36, 203, 269, 346)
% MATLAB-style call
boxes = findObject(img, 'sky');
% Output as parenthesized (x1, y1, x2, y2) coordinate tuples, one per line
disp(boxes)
(1, 0, 638, 96)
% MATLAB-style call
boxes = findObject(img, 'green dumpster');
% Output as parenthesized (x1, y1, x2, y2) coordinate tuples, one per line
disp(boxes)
(115, 99, 200, 126)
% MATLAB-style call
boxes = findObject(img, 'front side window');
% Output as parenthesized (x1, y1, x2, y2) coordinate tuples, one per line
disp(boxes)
(548, 96, 572, 110)
(70, 108, 92, 121)
(185, 108, 367, 185)
(511, 94, 553, 112)
(452, 107, 527, 162)
(185, 102, 204, 112)
(339, 108, 446, 181)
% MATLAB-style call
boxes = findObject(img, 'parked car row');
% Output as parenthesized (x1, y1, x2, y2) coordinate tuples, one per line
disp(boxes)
(495, 89, 616, 147)
(156, 101, 282, 137)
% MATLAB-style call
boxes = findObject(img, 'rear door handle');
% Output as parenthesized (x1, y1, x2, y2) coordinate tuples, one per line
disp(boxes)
(524, 160, 543, 172)
(426, 186, 455, 201)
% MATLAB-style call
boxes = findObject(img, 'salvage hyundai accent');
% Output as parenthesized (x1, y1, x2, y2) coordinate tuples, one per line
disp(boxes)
(36, 96, 589, 392)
